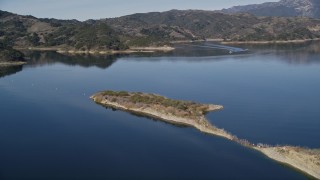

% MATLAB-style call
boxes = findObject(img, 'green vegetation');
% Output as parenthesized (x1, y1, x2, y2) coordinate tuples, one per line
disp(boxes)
(0, 10, 127, 50)
(43, 23, 128, 50)
(276, 28, 316, 41)
(1, 9, 320, 50)
(233, 27, 319, 42)
(102, 90, 130, 97)
(127, 37, 158, 47)
(0, 40, 25, 62)
(129, 94, 196, 111)
(126, 26, 186, 46)
(106, 10, 320, 43)
(100, 90, 212, 117)
(27, 33, 40, 46)
(73, 23, 127, 50)
(44, 25, 76, 46)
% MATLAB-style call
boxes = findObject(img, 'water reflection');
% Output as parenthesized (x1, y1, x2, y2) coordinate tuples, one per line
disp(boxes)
(169, 43, 249, 57)
(24, 51, 121, 69)
(5, 40, 320, 79)
(183, 43, 248, 53)
(127, 41, 320, 65)
(1, 42, 318, 179)
(104, 106, 189, 128)
(242, 41, 320, 65)
(0, 51, 121, 78)
(0, 65, 23, 78)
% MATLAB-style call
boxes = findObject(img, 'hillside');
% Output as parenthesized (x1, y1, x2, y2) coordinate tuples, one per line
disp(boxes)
(0, 40, 25, 63)
(1, 9, 320, 50)
(0, 10, 126, 51)
(221, 0, 320, 19)
(104, 10, 320, 43)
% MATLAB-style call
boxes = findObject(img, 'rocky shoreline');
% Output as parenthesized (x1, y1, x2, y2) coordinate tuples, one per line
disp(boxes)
(91, 95, 231, 139)
(91, 91, 320, 179)
(258, 147, 320, 179)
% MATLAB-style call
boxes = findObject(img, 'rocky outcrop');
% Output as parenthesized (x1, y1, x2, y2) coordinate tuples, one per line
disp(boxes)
(221, 0, 320, 19)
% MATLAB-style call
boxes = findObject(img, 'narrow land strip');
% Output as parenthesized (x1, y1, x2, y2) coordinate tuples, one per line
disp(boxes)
(0, 61, 26, 66)
(91, 90, 320, 179)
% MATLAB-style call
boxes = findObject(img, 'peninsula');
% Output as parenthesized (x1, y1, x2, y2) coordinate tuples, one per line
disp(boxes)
(91, 90, 230, 139)
(91, 90, 320, 179)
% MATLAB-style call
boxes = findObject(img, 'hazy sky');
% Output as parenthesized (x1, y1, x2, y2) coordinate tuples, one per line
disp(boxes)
(0, 0, 277, 21)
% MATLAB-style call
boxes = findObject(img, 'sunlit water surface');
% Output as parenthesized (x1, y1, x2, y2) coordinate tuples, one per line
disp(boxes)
(1, 42, 319, 179)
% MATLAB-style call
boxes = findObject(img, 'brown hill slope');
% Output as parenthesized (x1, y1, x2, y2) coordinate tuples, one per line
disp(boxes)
(1, 9, 320, 48)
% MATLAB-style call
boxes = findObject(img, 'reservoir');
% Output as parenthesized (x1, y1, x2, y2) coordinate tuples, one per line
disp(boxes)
(0, 42, 319, 179)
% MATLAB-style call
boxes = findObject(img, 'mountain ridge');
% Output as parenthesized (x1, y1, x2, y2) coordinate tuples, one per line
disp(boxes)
(221, 0, 320, 18)
(1, 8, 320, 51)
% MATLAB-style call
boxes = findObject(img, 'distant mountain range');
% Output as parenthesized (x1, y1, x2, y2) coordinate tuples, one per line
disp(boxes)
(221, 0, 320, 18)
(104, 9, 320, 45)
(1, 4, 320, 52)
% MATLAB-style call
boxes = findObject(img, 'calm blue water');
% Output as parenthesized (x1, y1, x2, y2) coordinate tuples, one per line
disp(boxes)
(0, 42, 319, 179)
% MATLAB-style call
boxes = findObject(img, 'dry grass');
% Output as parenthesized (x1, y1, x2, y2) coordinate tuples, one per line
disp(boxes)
(99, 91, 220, 119)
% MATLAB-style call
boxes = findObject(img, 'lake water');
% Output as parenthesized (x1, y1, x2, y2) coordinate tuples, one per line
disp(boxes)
(1, 42, 319, 179)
